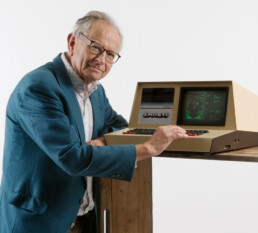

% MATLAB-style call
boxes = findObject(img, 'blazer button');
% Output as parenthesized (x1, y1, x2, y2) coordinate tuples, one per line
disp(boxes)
(111, 174, 118, 179)
(70, 222, 75, 229)
(111, 174, 125, 180)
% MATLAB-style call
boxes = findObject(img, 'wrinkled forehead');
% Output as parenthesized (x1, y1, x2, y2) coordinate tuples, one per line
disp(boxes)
(87, 20, 121, 52)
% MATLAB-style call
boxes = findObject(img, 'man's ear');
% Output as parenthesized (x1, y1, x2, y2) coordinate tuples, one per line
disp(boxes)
(67, 33, 76, 56)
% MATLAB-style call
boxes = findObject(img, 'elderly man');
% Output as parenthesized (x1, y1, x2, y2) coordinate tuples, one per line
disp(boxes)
(0, 11, 187, 233)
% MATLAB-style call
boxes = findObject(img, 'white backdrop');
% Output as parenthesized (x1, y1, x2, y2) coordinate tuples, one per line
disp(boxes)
(1, 0, 258, 232)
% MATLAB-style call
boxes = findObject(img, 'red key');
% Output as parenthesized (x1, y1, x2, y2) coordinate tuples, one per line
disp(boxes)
(187, 133, 198, 136)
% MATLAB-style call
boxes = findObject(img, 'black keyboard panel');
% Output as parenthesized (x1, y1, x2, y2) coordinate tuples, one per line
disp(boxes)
(123, 128, 209, 136)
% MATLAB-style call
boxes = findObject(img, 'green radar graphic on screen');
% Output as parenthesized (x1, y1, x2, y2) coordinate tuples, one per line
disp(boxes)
(177, 87, 228, 126)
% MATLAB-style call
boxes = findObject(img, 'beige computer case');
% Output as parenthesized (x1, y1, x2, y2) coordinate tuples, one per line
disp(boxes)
(105, 81, 258, 153)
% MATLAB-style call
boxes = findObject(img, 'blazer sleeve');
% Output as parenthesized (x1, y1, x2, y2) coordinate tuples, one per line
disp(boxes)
(15, 70, 136, 181)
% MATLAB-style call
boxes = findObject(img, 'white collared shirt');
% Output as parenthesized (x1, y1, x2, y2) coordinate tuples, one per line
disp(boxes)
(61, 53, 99, 216)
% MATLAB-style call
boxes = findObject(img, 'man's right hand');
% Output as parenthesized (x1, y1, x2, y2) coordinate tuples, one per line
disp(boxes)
(135, 125, 188, 161)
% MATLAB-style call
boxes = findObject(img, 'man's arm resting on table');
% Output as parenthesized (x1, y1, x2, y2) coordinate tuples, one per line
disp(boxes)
(88, 125, 188, 163)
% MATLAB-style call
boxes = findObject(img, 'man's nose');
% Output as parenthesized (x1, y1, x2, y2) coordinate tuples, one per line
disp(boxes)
(95, 51, 106, 63)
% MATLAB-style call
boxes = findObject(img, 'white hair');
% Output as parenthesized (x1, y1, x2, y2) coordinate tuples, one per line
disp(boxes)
(73, 11, 123, 49)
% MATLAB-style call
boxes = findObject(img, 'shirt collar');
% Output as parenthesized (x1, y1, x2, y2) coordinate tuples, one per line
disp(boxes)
(60, 53, 99, 98)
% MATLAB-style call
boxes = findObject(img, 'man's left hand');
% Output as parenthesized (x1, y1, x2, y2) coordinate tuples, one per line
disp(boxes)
(87, 136, 106, 147)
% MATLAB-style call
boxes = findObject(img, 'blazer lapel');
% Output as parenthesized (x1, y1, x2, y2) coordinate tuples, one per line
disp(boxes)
(52, 54, 85, 143)
(89, 93, 99, 139)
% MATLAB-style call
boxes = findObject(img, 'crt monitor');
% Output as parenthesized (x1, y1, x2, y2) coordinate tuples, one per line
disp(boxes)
(177, 87, 229, 126)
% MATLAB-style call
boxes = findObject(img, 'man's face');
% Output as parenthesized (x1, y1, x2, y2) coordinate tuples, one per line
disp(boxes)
(67, 20, 121, 84)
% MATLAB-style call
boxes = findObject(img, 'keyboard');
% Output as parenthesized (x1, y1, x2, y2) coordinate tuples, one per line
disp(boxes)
(123, 128, 209, 136)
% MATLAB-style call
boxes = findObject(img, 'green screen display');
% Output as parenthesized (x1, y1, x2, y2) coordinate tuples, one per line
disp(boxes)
(177, 87, 228, 126)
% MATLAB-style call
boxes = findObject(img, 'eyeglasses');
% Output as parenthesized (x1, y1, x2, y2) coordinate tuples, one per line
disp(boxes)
(79, 32, 121, 64)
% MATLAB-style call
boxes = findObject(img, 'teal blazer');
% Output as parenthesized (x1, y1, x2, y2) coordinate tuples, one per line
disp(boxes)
(0, 54, 136, 233)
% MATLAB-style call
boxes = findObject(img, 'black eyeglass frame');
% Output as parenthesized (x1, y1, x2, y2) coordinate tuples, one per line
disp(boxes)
(79, 32, 121, 64)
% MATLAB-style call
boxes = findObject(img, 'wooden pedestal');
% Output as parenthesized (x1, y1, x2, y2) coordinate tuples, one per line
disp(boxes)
(97, 158, 153, 233)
